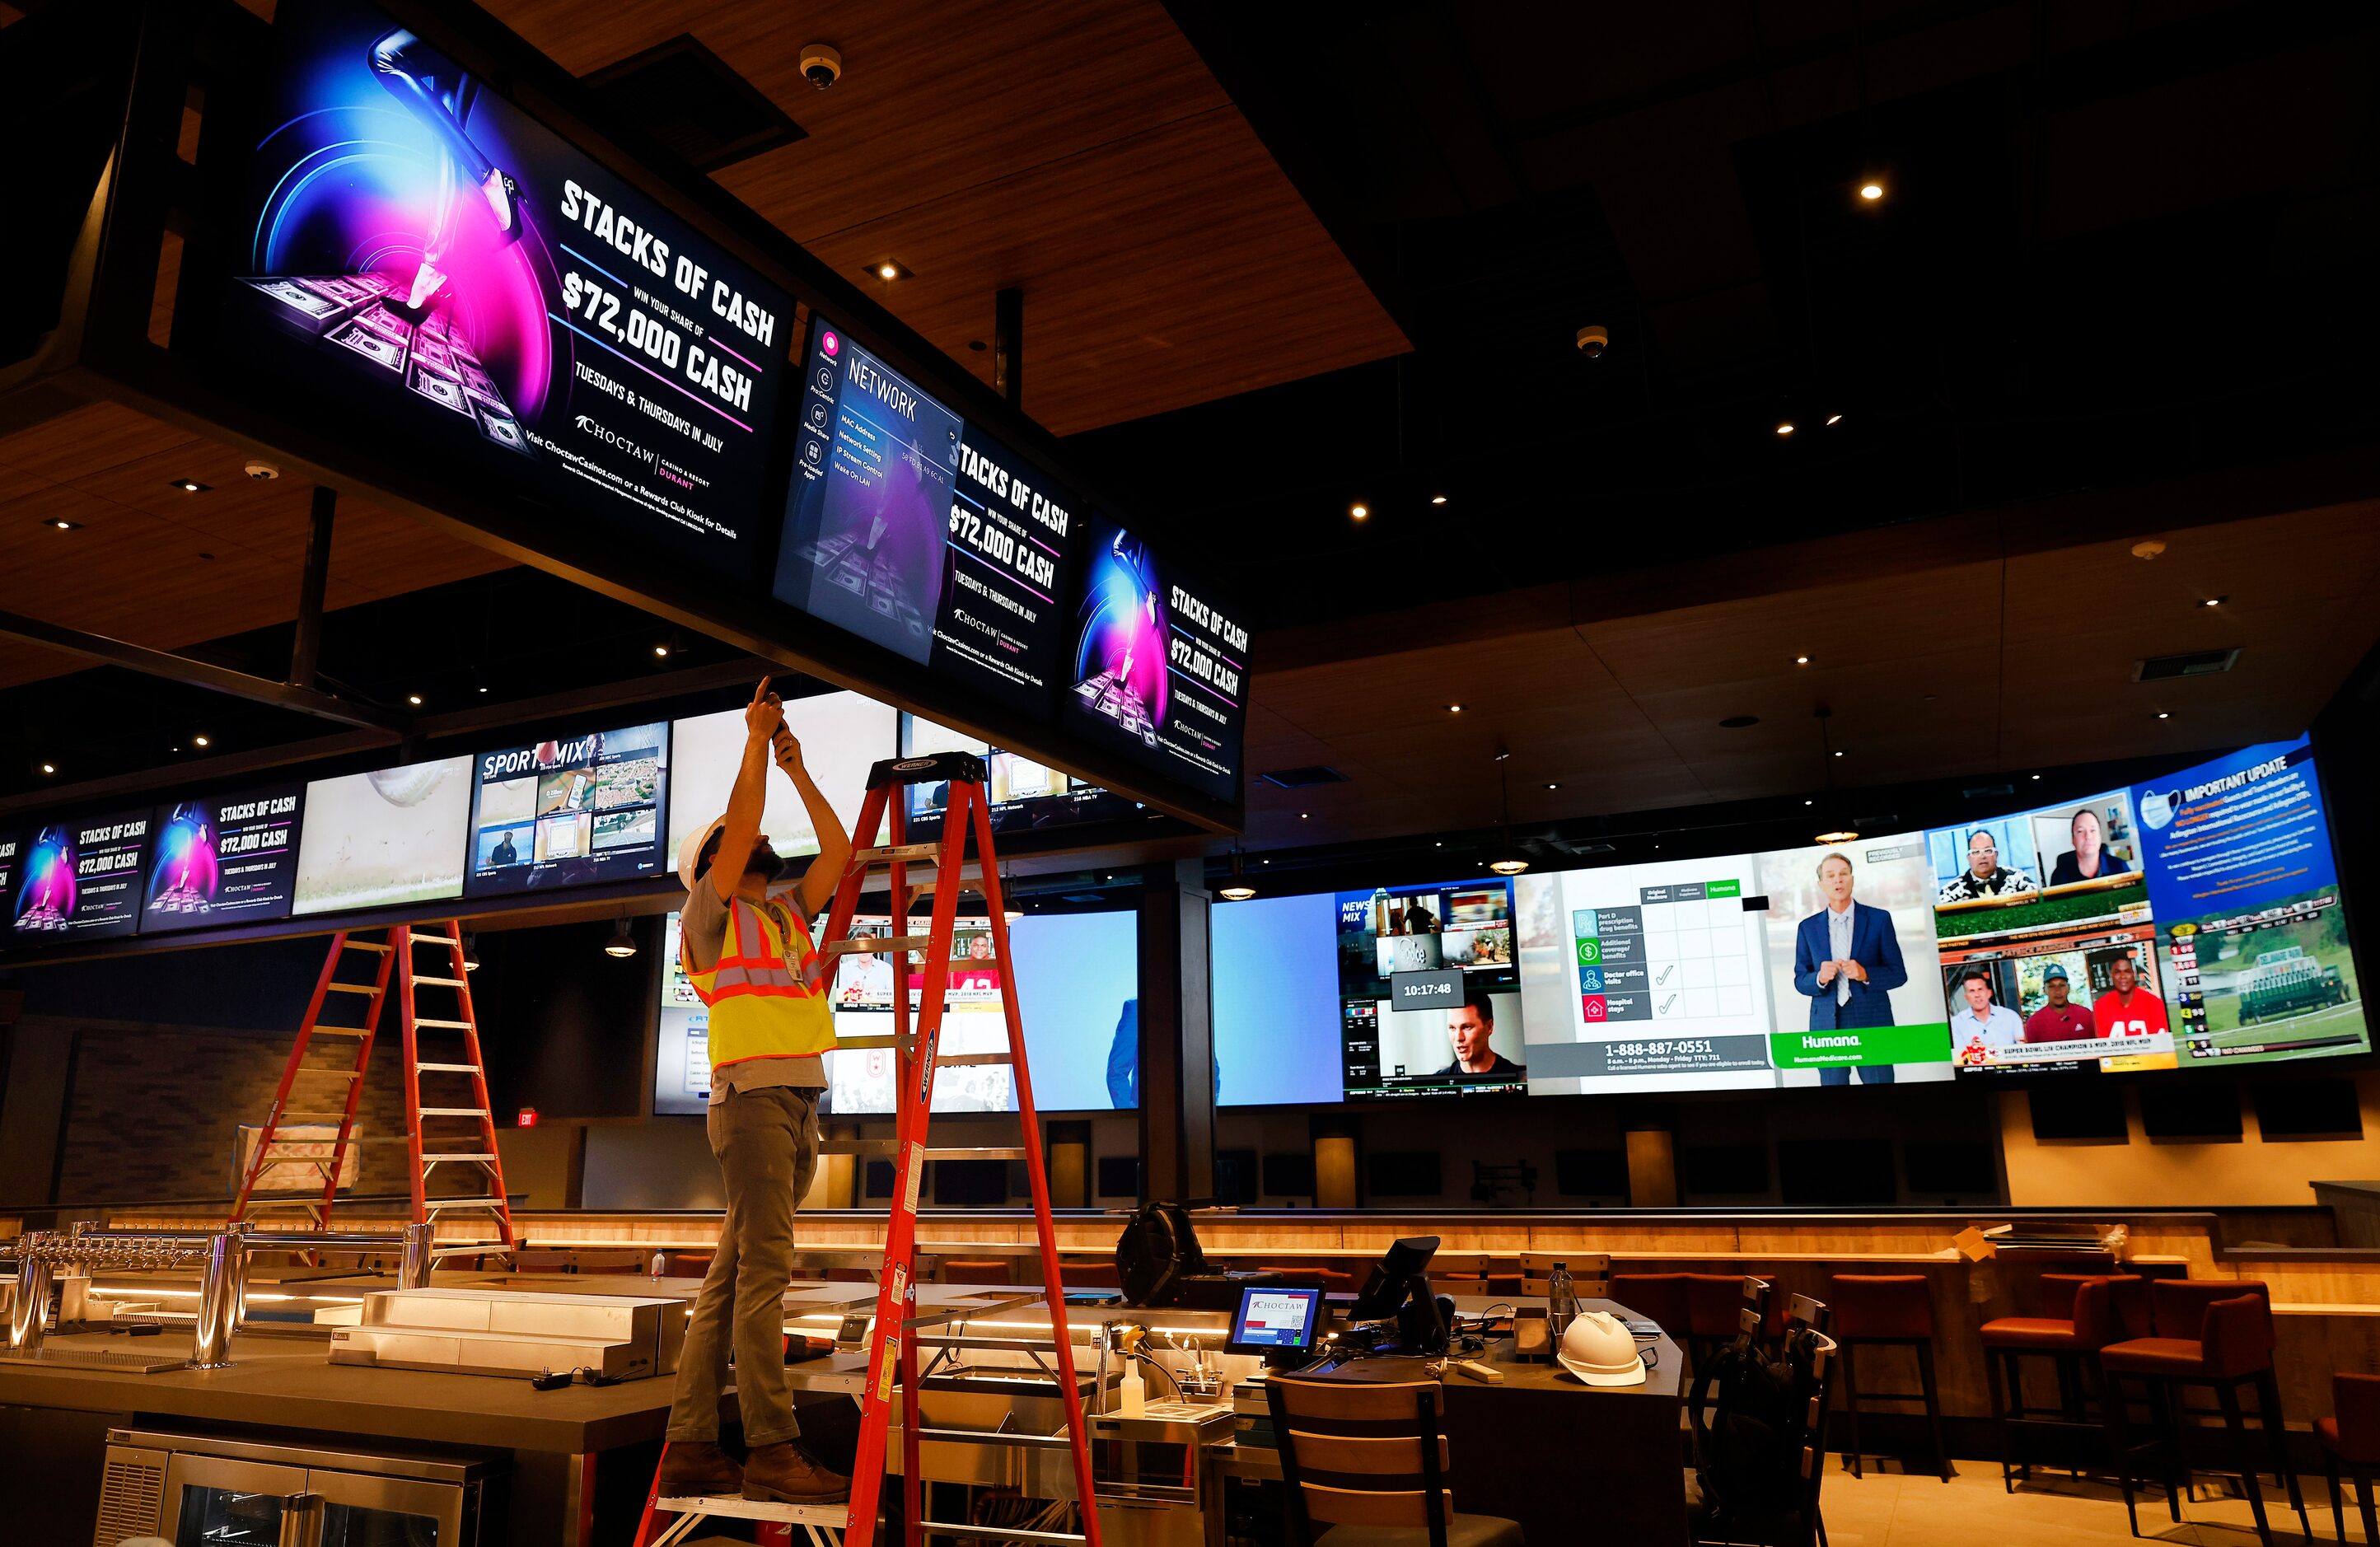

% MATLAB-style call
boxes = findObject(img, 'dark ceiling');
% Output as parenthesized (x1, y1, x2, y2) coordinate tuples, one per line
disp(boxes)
(1073, 0, 2380, 629)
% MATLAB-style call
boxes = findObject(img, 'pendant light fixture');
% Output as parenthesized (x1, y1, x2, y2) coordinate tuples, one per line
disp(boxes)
(603, 914, 638, 958)
(460, 932, 481, 972)
(1219, 846, 1256, 901)
(1488, 750, 1529, 876)
(1001, 862, 1023, 926)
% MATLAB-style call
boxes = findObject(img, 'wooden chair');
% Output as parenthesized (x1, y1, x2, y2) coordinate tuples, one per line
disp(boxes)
(1267, 1375, 1523, 1547)
(2320, 1371, 2380, 1543)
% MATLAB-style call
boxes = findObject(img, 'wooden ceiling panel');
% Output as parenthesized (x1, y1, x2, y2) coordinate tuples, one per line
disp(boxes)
(484, 0, 1406, 433)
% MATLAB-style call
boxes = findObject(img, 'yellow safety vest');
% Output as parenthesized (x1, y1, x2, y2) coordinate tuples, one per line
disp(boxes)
(685, 895, 836, 1071)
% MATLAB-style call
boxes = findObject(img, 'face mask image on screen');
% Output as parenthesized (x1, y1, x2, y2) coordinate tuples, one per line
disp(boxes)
(1753, 836, 1952, 1087)
(292, 757, 473, 916)
(232, 2, 788, 573)
(666, 694, 892, 867)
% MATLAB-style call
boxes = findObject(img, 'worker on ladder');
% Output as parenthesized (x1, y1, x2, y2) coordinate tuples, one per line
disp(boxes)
(660, 676, 853, 1506)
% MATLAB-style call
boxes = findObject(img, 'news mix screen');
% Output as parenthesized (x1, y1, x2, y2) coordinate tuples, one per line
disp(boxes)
(899, 714, 1139, 839)
(652, 905, 1137, 1116)
(1209, 735, 2368, 1105)
(231, 0, 790, 577)
(465, 722, 669, 895)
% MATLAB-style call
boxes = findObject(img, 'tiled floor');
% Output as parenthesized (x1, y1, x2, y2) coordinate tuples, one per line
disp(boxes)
(1817, 1459, 2359, 1545)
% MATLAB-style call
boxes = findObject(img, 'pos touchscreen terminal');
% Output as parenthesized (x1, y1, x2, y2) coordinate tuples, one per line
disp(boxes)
(1227, 1285, 1326, 1369)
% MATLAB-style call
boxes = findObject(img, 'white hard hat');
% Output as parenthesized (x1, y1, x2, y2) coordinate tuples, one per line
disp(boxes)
(677, 816, 729, 892)
(1557, 1311, 1646, 1387)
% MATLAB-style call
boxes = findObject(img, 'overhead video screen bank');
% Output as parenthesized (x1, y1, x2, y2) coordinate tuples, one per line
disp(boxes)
(232, 0, 791, 574)
(466, 722, 669, 895)
(139, 784, 304, 933)
(776, 319, 1078, 719)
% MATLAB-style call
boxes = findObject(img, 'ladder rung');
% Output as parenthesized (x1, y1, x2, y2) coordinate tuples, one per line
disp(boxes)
(419, 1107, 489, 1118)
(408, 929, 461, 946)
(414, 974, 469, 988)
(414, 1017, 474, 1030)
(292, 1069, 362, 1081)
(324, 982, 380, 994)
(423, 1154, 498, 1166)
(428, 1242, 509, 1258)
(306, 1026, 372, 1037)
(855, 843, 942, 865)
(912, 1429, 1073, 1453)
(424, 1197, 504, 1211)
(934, 1052, 1012, 1068)
(274, 1111, 355, 1124)
(415, 1062, 483, 1074)
(917, 1521, 1085, 1544)
(823, 935, 931, 956)
(342, 941, 390, 952)
(656, 1498, 851, 1528)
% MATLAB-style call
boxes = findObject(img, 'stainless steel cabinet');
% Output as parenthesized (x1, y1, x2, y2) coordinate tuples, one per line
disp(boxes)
(99, 1428, 496, 1547)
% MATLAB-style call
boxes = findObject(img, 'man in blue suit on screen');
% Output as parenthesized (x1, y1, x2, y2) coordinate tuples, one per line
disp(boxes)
(1793, 851, 1908, 1085)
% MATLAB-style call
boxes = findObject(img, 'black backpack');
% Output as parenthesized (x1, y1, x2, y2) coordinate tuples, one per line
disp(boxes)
(1689, 1330, 1817, 1521)
(1114, 1201, 1209, 1306)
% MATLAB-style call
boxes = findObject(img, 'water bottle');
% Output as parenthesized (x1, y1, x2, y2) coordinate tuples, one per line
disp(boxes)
(1546, 1260, 1578, 1341)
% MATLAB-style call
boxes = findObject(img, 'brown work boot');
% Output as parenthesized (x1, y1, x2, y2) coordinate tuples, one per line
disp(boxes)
(655, 1440, 742, 1498)
(741, 1441, 851, 1504)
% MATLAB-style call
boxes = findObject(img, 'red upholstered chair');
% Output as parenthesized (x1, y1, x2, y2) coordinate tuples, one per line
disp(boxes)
(1979, 1274, 2149, 1489)
(943, 1258, 1015, 1286)
(1685, 1273, 1780, 1369)
(2098, 1280, 2309, 1547)
(1611, 1274, 1693, 1356)
(1827, 1274, 1949, 1481)
(1062, 1260, 1122, 1290)
(2321, 1372, 2380, 1543)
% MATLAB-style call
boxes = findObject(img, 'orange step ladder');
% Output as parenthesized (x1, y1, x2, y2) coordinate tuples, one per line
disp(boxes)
(635, 751, 1102, 1547)
(234, 922, 516, 1263)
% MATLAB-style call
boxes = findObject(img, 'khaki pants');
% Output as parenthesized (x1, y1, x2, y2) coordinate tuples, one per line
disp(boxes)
(666, 1084, 821, 1447)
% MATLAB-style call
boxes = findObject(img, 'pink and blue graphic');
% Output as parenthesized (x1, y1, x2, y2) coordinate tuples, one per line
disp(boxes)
(1072, 524, 1167, 741)
(14, 825, 76, 933)
(147, 802, 222, 916)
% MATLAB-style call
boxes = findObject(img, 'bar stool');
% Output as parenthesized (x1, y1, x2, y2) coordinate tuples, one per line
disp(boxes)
(2321, 1372, 2380, 1543)
(943, 1258, 1014, 1286)
(1979, 1274, 2147, 1489)
(1828, 1274, 1951, 1480)
(2098, 1279, 2310, 1547)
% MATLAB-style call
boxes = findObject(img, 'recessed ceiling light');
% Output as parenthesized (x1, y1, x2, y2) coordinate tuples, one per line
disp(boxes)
(478, 685, 489, 694)
(1816, 828, 1861, 844)
(1434, 841, 1442, 847)
(1431, 494, 1447, 505)
(2032, 774, 2041, 780)
(2202, 596, 2227, 608)
(44, 518, 82, 530)
(1447, 703, 1462, 713)
(2155, 711, 2172, 720)
(1300, 812, 1309, 819)
(653, 644, 670, 657)
(1832, 750, 1845, 758)
(194, 735, 210, 748)
(1795, 655, 1810, 665)
(875, 260, 912, 282)
(40, 762, 56, 775)
(1859, 182, 1885, 201)
(1803, 799, 1813, 806)
(1776, 422, 1796, 436)
(1545, 783, 1559, 790)
(170, 478, 210, 493)
(407, 694, 424, 706)
(1350, 503, 1368, 521)
(1826, 414, 1843, 426)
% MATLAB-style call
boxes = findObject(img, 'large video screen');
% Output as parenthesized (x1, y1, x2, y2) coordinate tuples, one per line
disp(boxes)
(666, 692, 893, 867)
(899, 715, 1137, 840)
(1213, 891, 1345, 1106)
(652, 907, 1134, 1116)
(232, 0, 790, 577)
(139, 784, 304, 934)
(1334, 880, 1527, 1098)
(292, 756, 473, 917)
(465, 722, 669, 896)
(1063, 518, 1246, 802)
(1937, 736, 2366, 1072)
(774, 318, 1077, 717)
(8, 810, 151, 942)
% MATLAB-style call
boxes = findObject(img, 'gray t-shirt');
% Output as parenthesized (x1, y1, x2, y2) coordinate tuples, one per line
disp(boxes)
(681, 880, 826, 1101)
